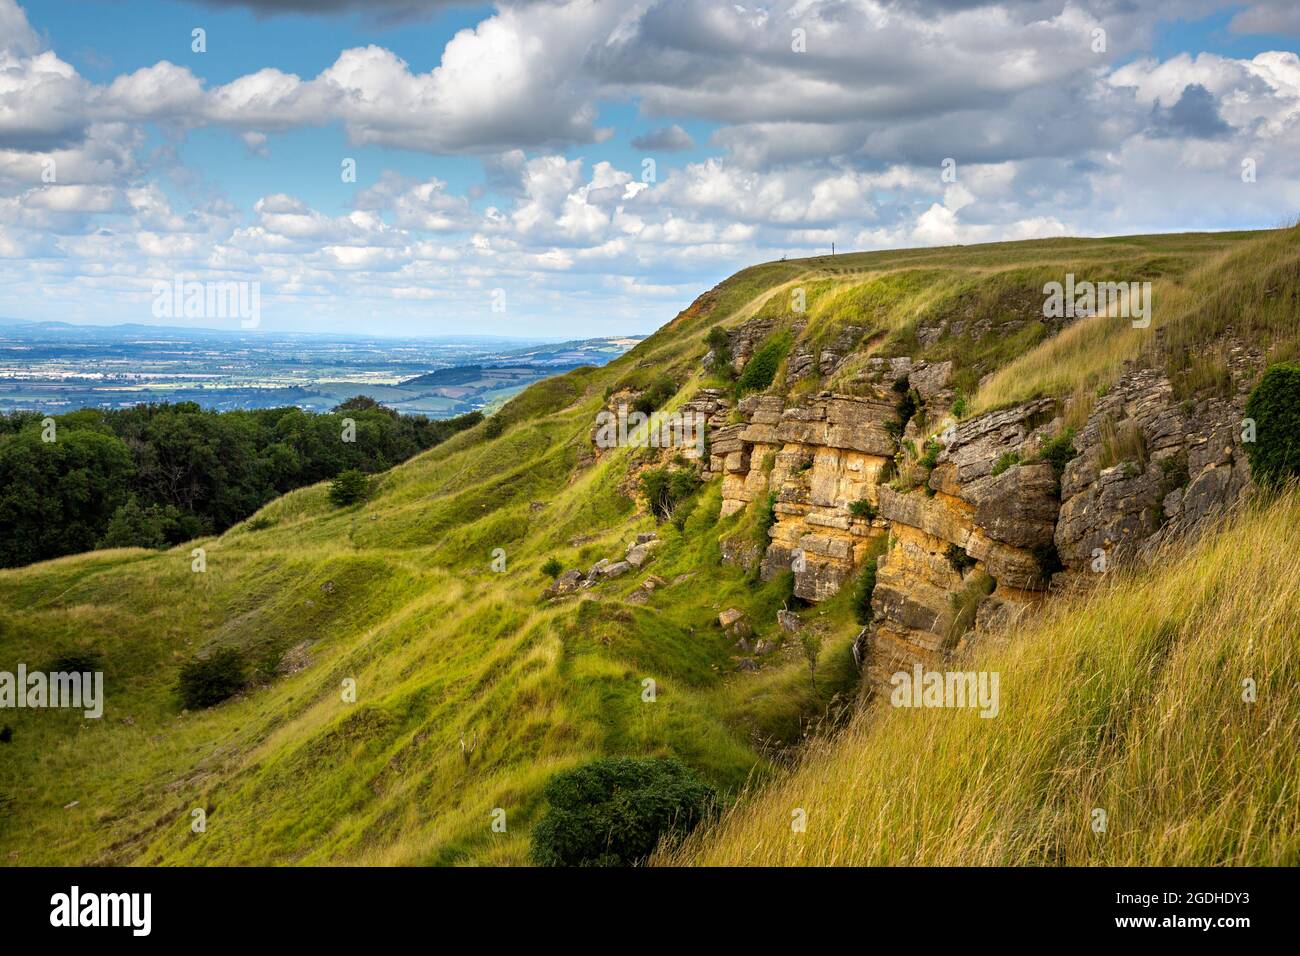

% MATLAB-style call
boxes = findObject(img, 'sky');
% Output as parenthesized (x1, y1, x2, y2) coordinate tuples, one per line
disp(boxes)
(1, 0, 1299, 338)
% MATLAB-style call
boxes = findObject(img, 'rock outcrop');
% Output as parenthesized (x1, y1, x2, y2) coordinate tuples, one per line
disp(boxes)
(865, 399, 1061, 685)
(713, 389, 897, 600)
(595, 313, 1264, 696)
(1055, 355, 1256, 578)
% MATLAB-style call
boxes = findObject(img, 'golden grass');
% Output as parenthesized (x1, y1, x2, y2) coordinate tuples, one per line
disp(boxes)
(662, 486, 1300, 866)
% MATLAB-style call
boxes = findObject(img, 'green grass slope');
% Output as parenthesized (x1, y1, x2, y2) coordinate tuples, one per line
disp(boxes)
(0, 227, 1293, 866)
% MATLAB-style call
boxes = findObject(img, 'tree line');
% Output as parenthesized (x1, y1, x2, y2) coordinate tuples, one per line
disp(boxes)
(0, 397, 481, 568)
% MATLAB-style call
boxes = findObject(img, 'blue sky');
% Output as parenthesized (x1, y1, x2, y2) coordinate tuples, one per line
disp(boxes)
(2, 0, 1298, 337)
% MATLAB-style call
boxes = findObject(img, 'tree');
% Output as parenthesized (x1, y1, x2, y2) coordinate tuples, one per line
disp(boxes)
(329, 469, 370, 506)
(640, 466, 699, 521)
(530, 757, 716, 866)
(1244, 362, 1300, 488)
(0, 427, 133, 567)
(800, 631, 824, 693)
(98, 497, 189, 550)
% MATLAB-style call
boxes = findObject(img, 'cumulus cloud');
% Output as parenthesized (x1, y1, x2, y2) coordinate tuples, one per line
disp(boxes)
(3, 0, 1300, 334)
(630, 124, 694, 151)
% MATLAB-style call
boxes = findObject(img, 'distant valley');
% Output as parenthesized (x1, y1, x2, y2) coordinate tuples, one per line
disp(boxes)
(0, 321, 643, 417)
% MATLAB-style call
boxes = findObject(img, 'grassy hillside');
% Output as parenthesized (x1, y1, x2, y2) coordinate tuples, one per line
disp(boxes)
(0, 227, 1293, 866)
(664, 485, 1300, 866)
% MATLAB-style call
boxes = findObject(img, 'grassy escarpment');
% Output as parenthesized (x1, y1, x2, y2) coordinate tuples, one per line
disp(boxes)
(1, 227, 1294, 866)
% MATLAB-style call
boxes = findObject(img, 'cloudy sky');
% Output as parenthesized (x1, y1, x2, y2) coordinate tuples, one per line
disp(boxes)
(2, 0, 1299, 337)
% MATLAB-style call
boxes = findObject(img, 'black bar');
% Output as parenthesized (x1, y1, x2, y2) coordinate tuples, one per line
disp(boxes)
(0, 866, 1289, 941)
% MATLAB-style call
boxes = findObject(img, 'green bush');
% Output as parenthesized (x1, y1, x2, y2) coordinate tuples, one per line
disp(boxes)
(888, 384, 918, 438)
(541, 557, 564, 579)
(483, 415, 507, 439)
(736, 333, 790, 395)
(632, 376, 677, 416)
(328, 469, 370, 506)
(705, 327, 733, 371)
(177, 648, 247, 710)
(755, 491, 778, 544)
(991, 451, 1021, 476)
(943, 571, 995, 650)
(1244, 362, 1300, 488)
(47, 649, 101, 674)
(852, 537, 890, 626)
(641, 467, 699, 521)
(919, 439, 941, 470)
(1033, 428, 1077, 482)
(530, 756, 716, 866)
(849, 498, 877, 521)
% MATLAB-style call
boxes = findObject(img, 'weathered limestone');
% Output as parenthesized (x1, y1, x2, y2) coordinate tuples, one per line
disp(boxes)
(1054, 355, 1255, 575)
(717, 389, 897, 599)
(864, 400, 1065, 682)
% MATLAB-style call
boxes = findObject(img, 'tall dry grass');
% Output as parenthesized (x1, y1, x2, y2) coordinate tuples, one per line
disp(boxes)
(663, 486, 1300, 866)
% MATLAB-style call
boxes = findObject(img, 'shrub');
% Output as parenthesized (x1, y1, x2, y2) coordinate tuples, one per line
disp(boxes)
(951, 392, 968, 418)
(671, 496, 698, 533)
(755, 491, 778, 544)
(47, 649, 101, 674)
(530, 756, 716, 866)
(891, 386, 918, 437)
(849, 498, 877, 521)
(632, 376, 677, 416)
(483, 414, 507, 439)
(852, 537, 890, 625)
(705, 326, 733, 370)
(945, 544, 977, 574)
(919, 439, 941, 470)
(641, 467, 699, 521)
(991, 451, 1021, 476)
(541, 557, 564, 579)
(1033, 428, 1077, 483)
(1244, 362, 1300, 489)
(328, 469, 370, 506)
(177, 648, 247, 710)
(736, 333, 790, 395)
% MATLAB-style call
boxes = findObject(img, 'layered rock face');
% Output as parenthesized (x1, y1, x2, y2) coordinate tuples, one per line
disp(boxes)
(712, 389, 897, 599)
(590, 387, 731, 501)
(1055, 354, 1256, 577)
(866, 354, 1258, 686)
(867, 399, 1060, 686)
(596, 313, 1261, 688)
